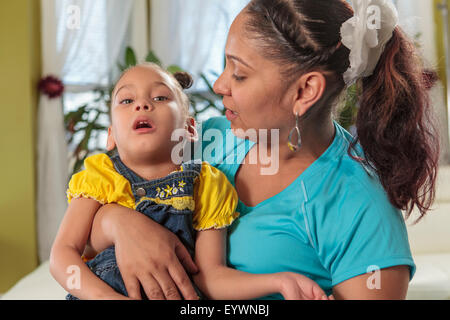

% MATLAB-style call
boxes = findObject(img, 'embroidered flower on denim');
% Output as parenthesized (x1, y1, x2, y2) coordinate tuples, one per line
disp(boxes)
(164, 185, 173, 196)
(178, 180, 186, 193)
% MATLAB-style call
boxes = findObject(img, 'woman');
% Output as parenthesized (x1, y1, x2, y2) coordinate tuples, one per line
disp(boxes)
(86, 0, 439, 299)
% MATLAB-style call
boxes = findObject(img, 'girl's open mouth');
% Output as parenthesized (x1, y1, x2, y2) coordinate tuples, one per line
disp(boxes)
(133, 118, 156, 133)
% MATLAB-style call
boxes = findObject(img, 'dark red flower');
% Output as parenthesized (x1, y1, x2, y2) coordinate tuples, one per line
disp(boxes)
(38, 75, 64, 98)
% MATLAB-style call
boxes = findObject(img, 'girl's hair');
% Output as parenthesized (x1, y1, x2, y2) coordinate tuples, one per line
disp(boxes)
(245, 0, 440, 222)
(111, 62, 193, 118)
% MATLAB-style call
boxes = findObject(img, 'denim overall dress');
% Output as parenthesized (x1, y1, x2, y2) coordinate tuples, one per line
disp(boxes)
(66, 154, 203, 300)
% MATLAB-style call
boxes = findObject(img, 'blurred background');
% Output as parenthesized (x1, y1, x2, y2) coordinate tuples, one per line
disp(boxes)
(0, 0, 449, 299)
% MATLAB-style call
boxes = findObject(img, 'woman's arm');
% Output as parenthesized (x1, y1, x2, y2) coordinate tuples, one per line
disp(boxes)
(332, 265, 410, 299)
(193, 228, 328, 300)
(88, 203, 199, 300)
(49, 198, 128, 300)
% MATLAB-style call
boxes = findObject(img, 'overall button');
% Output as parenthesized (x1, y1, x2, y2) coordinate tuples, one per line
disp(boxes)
(136, 188, 146, 197)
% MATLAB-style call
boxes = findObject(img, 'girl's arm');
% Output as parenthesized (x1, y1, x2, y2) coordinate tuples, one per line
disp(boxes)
(193, 228, 328, 300)
(49, 198, 129, 300)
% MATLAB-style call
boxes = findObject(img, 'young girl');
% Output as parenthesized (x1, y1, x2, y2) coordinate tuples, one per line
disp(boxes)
(49, 62, 329, 300)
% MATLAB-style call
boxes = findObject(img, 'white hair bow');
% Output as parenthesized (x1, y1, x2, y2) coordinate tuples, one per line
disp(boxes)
(340, 0, 399, 86)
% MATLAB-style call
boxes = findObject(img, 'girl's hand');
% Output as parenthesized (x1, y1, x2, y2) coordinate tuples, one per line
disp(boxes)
(93, 204, 199, 300)
(276, 272, 331, 300)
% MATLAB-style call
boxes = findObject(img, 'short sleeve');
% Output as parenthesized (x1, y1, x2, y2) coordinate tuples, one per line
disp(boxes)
(310, 177, 416, 287)
(192, 162, 240, 230)
(66, 153, 135, 209)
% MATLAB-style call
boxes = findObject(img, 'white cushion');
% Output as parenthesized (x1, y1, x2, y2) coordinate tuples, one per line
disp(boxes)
(1, 260, 66, 300)
(406, 202, 450, 255)
(407, 253, 450, 300)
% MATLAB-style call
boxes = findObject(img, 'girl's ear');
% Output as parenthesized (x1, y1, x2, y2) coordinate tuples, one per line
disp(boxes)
(106, 126, 116, 151)
(185, 117, 198, 143)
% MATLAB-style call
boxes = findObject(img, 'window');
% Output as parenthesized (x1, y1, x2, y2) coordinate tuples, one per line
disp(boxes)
(59, 0, 134, 172)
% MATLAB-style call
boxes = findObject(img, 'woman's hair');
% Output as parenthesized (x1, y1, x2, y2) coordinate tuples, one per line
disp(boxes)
(244, 0, 440, 222)
(111, 62, 193, 119)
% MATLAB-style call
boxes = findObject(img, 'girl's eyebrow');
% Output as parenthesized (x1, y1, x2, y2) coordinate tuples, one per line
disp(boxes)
(226, 54, 254, 70)
(114, 84, 135, 99)
(152, 81, 172, 91)
(113, 80, 174, 102)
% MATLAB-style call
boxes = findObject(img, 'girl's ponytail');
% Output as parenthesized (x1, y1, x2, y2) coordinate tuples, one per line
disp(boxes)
(352, 27, 440, 222)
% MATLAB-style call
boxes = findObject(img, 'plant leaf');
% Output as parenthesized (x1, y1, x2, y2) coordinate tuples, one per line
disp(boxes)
(125, 47, 137, 68)
(200, 73, 221, 98)
(167, 65, 184, 74)
(145, 50, 162, 66)
(117, 62, 126, 72)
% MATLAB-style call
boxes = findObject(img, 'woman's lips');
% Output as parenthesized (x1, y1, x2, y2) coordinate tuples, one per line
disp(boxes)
(225, 109, 238, 121)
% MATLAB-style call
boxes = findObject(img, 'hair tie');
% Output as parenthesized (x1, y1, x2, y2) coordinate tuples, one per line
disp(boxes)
(340, 0, 399, 86)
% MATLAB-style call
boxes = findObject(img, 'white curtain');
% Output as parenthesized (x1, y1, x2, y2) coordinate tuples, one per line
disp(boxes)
(150, 0, 249, 90)
(37, 0, 133, 263)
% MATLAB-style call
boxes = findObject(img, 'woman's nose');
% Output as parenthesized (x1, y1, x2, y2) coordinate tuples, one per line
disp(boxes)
(213, 72, 231, 96)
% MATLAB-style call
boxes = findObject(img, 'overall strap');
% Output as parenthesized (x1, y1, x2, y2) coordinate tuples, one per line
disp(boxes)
(180, 159, 203, 177)
(108, 153, 146, 184)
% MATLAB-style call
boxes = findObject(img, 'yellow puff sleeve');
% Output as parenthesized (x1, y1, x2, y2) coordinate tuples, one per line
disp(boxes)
(192, 162, 240, 230)
(66, 153, 135, 209)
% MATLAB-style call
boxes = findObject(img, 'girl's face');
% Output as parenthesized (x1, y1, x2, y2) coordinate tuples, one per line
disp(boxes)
(108, 66, 188, 162)
(213, 11, 296, 140)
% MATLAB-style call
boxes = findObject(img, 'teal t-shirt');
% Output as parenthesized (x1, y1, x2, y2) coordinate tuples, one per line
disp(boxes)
(195, 116, 415, 299)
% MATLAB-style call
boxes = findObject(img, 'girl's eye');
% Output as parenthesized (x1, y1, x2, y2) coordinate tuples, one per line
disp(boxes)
(120, 98, 133, 104)
(153, 96, 168, 102)
(232, 74, 246, 82)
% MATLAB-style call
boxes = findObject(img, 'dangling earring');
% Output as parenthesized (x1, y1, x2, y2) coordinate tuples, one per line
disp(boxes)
(287, 112, 301, 152)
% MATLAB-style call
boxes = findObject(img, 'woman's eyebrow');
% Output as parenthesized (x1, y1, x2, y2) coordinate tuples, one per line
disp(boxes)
(226, 54, 254, 70)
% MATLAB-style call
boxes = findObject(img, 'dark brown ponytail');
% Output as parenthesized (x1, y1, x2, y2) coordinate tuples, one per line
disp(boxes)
(352, 27, 440, 222)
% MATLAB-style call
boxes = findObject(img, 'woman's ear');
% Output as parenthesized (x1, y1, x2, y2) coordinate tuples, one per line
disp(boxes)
(184, 117, 198, 143)
(292, 71, 326, 117)
(106, 126, 116, 151)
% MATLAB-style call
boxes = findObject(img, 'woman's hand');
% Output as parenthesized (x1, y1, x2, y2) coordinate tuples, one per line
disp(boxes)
(276, 272, 332, 300)
(90, 204, 199, 300)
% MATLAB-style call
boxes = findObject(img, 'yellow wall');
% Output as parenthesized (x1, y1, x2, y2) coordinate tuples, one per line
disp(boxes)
(0, 0, 40, 292)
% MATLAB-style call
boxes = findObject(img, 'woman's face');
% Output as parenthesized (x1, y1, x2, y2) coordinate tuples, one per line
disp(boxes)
(109, 66, 188, 161)
(213, 11, 295, 139)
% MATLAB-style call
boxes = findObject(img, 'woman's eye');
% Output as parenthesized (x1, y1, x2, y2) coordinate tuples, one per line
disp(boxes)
(232, 74, 246, 82)
(120, 98, 133, 104)
(153, 96, 168, 102)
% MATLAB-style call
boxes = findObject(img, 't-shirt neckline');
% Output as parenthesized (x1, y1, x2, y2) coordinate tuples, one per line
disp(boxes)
(233, 121, 347, 210)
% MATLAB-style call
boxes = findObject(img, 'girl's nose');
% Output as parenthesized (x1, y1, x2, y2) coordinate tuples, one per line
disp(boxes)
(135, 104, 151, 111)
